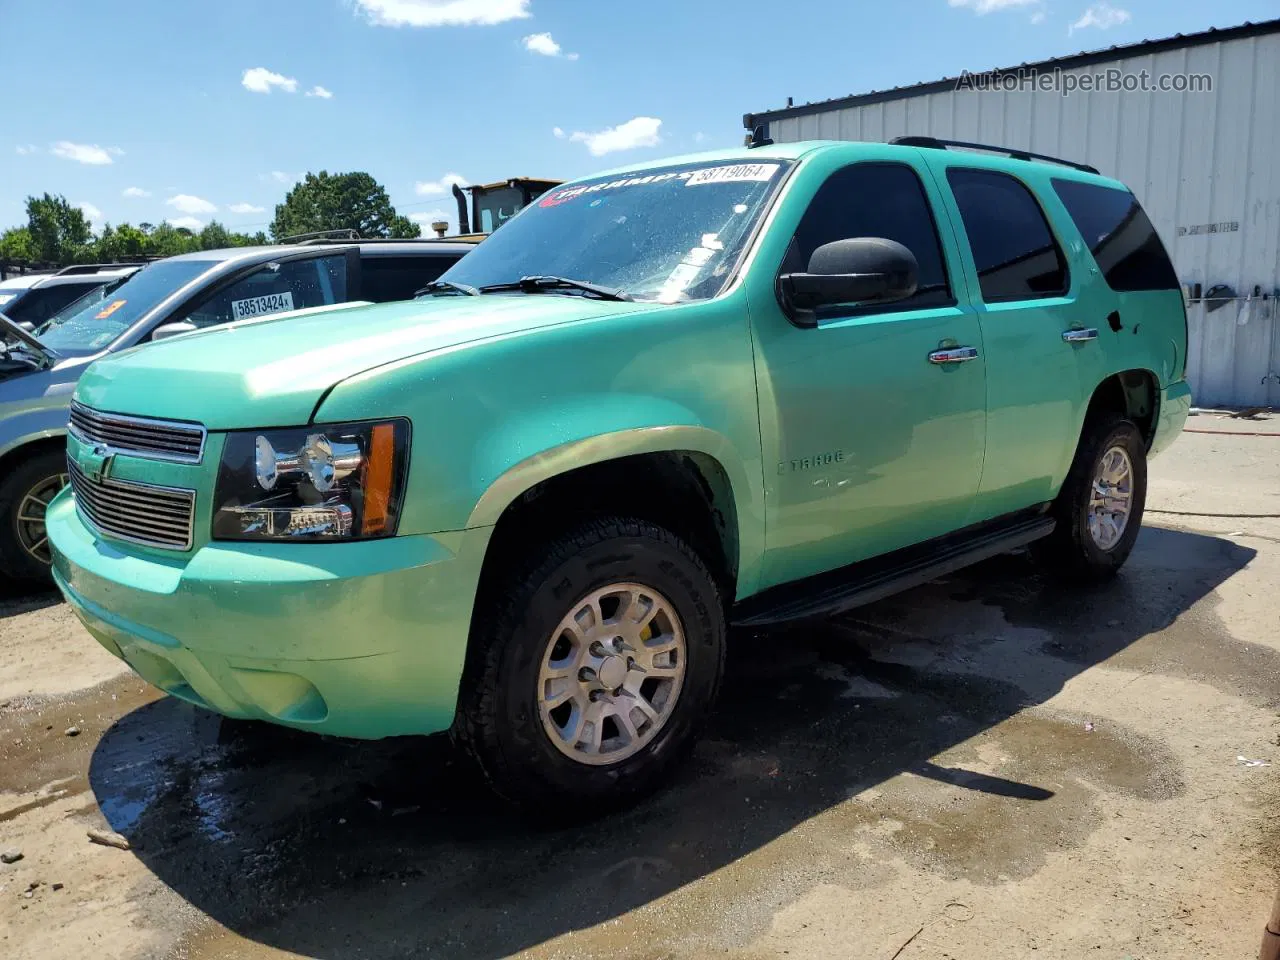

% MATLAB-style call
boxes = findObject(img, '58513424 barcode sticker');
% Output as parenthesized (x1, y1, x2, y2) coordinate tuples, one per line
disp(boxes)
(230, 291, 295, 321)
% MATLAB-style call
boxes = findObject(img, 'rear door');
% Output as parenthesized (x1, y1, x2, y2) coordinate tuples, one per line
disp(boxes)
(926, 160, 1086, 522)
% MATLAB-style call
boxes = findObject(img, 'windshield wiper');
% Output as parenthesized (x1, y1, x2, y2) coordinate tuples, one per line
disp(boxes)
(477, 276, 633, 302)
(415, 279, 480, 297)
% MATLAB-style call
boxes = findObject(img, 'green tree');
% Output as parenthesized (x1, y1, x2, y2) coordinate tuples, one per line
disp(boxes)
(92, 223, 150, 261)
(198, 221, 232, 250)
(270, 171, 415, 240)
(389, 214, 421, 239)
(25, 193, 92, 263)
(0, 227, 37, 263)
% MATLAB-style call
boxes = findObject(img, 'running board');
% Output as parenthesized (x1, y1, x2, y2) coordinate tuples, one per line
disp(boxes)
(732, 514, 1056, 628)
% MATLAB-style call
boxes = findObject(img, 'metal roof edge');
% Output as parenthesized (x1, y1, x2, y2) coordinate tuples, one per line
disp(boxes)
(743, 18, 1280, 127)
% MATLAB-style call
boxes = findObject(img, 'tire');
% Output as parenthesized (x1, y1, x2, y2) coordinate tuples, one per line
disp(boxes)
(454, 517, 726, 814)
(1034, 415, 1147, 581)
(0, 447, 69, 585)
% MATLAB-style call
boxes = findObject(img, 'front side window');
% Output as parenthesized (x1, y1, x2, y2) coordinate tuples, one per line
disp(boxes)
(1051, 179, 1179, 292)
(36, 259, 217, 355)
(784, 161, 953, 312)
(947, 168, 1069, 303)
(176, 255, 347, 328)
(439, 159, 793, 303)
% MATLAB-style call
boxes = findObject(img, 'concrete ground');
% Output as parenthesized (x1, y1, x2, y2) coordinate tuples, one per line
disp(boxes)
(1, 418, 1277, 960)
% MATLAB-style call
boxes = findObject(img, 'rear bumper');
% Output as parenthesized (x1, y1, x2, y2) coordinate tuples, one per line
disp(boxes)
(1150, 379, 1191, 459)
(47, 490, 492, 738)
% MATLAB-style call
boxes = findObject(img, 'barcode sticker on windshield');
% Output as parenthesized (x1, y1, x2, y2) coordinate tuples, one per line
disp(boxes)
(231, 291, 295, 321)
(685, 164, 779, 187)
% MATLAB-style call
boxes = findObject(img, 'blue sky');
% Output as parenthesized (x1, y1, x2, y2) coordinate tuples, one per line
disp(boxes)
(2, 0, 1274, 237)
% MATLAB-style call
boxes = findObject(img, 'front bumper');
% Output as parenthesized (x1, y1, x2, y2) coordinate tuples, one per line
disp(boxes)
(1150, 379, 1192, 459)
(47, 490, 492, 739)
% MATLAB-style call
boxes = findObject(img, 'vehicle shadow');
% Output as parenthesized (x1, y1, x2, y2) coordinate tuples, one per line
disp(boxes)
(87, 525, 1263, 959)
(0, 579, 61, 619)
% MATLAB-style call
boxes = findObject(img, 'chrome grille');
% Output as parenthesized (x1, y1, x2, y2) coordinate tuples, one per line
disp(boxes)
(68, 460, 196, 551)
(69, 401, 206, 464)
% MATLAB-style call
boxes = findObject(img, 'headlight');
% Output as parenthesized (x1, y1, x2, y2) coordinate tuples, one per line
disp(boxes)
(213, 419, 410, 541)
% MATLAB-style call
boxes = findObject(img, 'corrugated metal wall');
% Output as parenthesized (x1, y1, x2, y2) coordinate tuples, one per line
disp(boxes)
(765, 32, 1280, 408)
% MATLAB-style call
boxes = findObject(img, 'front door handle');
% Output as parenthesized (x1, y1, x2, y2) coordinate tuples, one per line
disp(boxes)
(1062, 327, 1099, 343)
(928, 346, 979, 364)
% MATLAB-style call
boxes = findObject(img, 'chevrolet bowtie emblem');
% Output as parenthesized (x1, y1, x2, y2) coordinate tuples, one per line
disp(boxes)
(79, 444, 113, 483)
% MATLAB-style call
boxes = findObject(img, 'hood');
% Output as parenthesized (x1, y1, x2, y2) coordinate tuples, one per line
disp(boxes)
(74, 294, 656, 429)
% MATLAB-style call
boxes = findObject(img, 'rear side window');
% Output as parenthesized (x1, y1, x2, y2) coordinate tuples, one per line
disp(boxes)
(786, 162, 953, 311)
(361, 255, 458, 302)
(946, 168, 1069, 303)
(3, 282, 97, 325)
(1051, 179, 1180, 291)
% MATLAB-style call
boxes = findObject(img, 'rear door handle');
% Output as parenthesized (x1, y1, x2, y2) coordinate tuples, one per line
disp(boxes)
(1062, 328, 1099, 343)
(928, 346, 979, 364)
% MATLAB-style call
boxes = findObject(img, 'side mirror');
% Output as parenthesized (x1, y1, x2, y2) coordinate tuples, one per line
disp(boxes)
(780, 238, 919, 311)
(150, 321, 200, 342)
(17, 321, 36, 333)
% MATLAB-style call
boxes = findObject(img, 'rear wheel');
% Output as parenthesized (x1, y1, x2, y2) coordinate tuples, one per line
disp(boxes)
(1034, 415, 1147, 581)
(454, 517, 725, 813)
(0, 448, 69, 585)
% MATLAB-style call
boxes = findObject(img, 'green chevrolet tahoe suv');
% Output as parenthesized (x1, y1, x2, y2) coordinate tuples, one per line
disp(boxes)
(46, 139, 1190, 809)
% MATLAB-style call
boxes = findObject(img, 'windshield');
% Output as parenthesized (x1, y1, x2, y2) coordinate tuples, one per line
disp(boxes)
(439, 159, 793, 303)
(35, 259, 217, 355)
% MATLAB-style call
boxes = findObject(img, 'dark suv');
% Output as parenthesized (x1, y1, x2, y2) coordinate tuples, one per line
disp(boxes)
(0, 238, 475, 583)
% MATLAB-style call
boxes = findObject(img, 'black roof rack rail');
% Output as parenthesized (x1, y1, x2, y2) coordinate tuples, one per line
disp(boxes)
(294, 236, 478, 246)
(890, 136, 1100, 174)
(54, 261, 154, 276)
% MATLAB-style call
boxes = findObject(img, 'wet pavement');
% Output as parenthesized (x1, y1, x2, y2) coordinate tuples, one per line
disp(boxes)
(2, 431, 1279, 959)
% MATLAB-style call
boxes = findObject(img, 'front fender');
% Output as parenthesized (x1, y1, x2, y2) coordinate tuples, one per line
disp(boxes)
(0, 410, 70, 463)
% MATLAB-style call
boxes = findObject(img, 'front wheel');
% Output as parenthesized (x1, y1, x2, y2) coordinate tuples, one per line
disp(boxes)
(1034, 415, 1147, 581)
(0, 448, 69, 585)
(454, 517, 726, 813)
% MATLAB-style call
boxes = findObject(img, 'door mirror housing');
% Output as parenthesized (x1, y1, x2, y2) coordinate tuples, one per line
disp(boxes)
(780, 238, 919, 312)
(150, 321, 200, 342)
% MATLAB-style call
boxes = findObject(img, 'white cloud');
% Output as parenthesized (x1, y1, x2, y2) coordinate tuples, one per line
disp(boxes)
(229, 202, 266, 214)
(15, 144, 37, 156)
(409, 210, 450, 226)
(167, 217, 206, 231)
(523, 32, 578, 59)
(306, 85, 334, 99)
(78, 202, 103, 226)
(167, 194, 218, 215)
(51, 141, 121, 165)
(948, 0, 1036, 13)
(242, 67, 299, 94)
(553, 126, 566, 139)
(693, 131, 706, 144)
(1030, 9, 1046, 22)
(569, 117, 663, 157)
(261, 170, 301, 185)
(1070, 2, 1131, 32)
(415, 172, 468, 196)
(122, 186, 151, 198)
(354, 0, 530, 28)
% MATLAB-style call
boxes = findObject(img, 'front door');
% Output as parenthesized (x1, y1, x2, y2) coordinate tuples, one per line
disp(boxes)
(750, 159, 987, 590)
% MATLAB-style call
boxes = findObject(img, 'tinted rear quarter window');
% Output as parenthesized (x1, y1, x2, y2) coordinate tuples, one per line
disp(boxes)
(3, 281, 97, 324)
(361, 255, 459, 302)
(1051, 179, 1179, 291)
(946, 168, 1069, 303)
(786, 161, 953, 313)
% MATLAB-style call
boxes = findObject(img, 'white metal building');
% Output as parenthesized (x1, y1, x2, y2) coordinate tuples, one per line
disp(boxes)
(744, 20, 1280, 408)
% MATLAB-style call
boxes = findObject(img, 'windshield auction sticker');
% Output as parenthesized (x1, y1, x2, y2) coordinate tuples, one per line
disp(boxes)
(540, 162, 781, 208)
(95, 299, 127, 320)
(231, 291, 295, 321)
